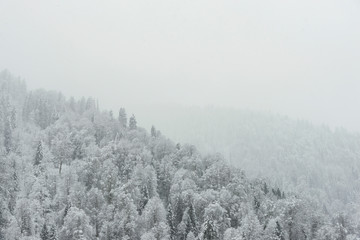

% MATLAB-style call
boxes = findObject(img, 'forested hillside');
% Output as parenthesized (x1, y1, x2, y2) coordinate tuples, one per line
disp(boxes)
(132, 105, 360, 215)
(0, 70, 359, 240)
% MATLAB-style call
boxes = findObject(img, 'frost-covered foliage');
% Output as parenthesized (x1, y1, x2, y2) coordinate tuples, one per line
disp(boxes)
(0, 71, 359, 239)
(137, 106, 360, 218)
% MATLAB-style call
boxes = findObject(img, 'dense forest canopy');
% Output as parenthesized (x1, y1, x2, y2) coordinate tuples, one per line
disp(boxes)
(132, 104, 360, 214)
(0, 70, 359, 240)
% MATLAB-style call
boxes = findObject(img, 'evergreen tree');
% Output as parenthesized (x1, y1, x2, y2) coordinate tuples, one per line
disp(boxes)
(240, 210, 262, 240)
(138, 185, 149, 215)
(167, 204, 176, 240)
(34, 141, 43, 166)
(263, 182, 269, 194)
(200, 219, 217, 240)
(62, 202, 71, 225)
(254, 197, 260, 212)
(4, 118, 12, 154)
(0, 201, 6, 240)
(10, 107, 16, 129)
(174, 196, 184, 227)
(118, 108, 127, 128)
(20, 209, 32, 236)
(129, 114, 137, 130)
(40, 223, 49, 240)
(8, 159, 18, 214)
(275, 221, 285, 240)
(187, 203, 197, 236)
(120, 199, 138, 240)
(151, 125, 157, 138)
(49, 225, 58, 240)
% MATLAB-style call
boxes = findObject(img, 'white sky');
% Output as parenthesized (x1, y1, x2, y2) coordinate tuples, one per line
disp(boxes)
(1, 0, 360, 131)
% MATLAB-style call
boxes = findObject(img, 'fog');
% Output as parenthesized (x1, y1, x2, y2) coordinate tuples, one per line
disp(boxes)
(1, 0, 360, 131)
(2, 2, 360, 237)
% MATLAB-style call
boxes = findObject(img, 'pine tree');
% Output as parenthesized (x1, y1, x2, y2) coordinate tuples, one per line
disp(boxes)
(129, 114, 137, 130)
(34, 141, 43, 166)
(263, 182, 269, 194)
(118, 108, 127, 128)
(187, 203, 197, 236)
(8, 159, 18, 214)
(151, 125, 157, 138)
(276, 188, 281, 199)
(275, 221, 285, 240)
(201, 219, 217, 240)
(174, 196, 184, 226)
(62, 202, 71, 225)
(167, 204, 176, 240)
(254, 197, 260, 212)
(20, 210, 32, 236)
(40, 223, 49, 240)
(10, 107, 16, 129)
(138, 185, 149, 214)
(4, 118, 12, 154)
(49, 225, 58, 240)
(0, 201, 6, 240)
(120, 200, 137, 240)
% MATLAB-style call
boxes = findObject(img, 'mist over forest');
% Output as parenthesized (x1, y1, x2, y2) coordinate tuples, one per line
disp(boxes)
(1, 0, 360, 239)
(0, 70, 360, 240)
(133, 105, 360, 213)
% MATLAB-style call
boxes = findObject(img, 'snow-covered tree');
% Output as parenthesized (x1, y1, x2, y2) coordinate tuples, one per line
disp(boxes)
(0, 200, 7, 240)
(59, 207, 93, 240)
(129, 114, 137, 130)
(4, 118, 12, 154)
(34, 140, 43, 166)
(49, 225, 58, 240)
(118, 108, 127, 128)
(142, 196, 169, 239)
(40, 223, 49, 240)
(0, 72, 358, 240)
(239, 210, 262, 240)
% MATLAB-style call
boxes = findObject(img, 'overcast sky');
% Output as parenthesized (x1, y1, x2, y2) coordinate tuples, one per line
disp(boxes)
(1, 0, 360, 131)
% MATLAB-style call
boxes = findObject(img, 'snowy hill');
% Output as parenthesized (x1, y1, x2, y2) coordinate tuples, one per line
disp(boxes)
(0, 71, 359, 239)
(131, 105, 360, 215)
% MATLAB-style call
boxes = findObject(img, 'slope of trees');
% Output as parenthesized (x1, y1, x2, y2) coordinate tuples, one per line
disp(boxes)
(131, 105, 360, 217)
(0, 71, 359, 239)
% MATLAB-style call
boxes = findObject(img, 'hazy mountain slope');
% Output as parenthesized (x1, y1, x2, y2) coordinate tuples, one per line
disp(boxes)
(131, 105, 360, 213)
(1, 71, 359, 239)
